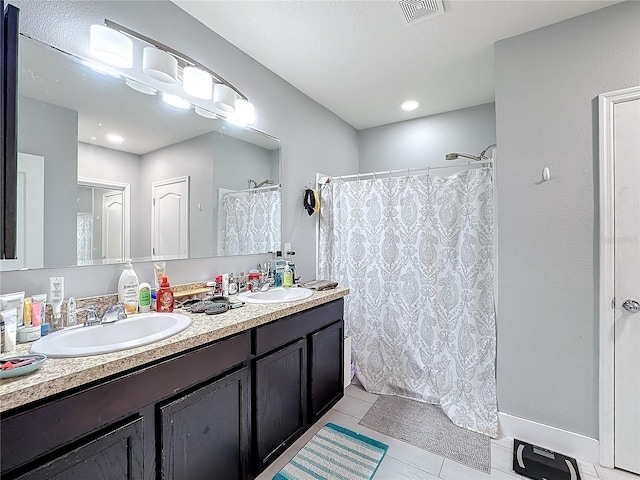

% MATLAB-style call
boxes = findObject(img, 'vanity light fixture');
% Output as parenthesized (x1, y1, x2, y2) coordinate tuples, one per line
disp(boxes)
(228, 98, 256, 126)
(142, 47, 178, 83)
(194, 106, 219, 119)
(89, 25, 133, 68)
(90, 19, 255, 121)
(400, 100, 421, 111)
(125, 78, 157, 95)
(183, 67, 213, 100)
(213, 83, 237, 112)
(162, 93, 191, 110)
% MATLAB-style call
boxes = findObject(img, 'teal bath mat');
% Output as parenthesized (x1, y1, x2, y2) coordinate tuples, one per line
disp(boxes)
(273, 423, 388, 480)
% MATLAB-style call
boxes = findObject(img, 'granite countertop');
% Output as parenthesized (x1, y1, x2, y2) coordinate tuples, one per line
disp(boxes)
(0, 287, 349, 413)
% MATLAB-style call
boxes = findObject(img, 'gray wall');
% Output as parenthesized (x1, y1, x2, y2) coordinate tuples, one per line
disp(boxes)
(78, 142, 143, 257)
(358, 103, 496, 172)
(140, 132, 215, 259)
(17, 96, 78, 267)
(2, 0, 358, 297)
(494, 0, 640, 439)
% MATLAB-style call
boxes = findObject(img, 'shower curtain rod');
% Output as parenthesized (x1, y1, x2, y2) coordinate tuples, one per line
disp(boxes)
(318, 161, 492, 184)
(223, 184, 280, 194)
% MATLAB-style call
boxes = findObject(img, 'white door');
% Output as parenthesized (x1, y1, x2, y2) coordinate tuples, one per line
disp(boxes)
(0, 153, 44, 271)
(613, 97, 640, 474)
(102, 190, 124, 261)
(152, 176, 189, 260)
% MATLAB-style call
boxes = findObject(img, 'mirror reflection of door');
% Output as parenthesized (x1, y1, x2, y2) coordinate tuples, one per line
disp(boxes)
(152, 176, 190, 260)
(0, 153, 45, 271)
(102, 191, 124, 260)
(77, 178, 130, 265)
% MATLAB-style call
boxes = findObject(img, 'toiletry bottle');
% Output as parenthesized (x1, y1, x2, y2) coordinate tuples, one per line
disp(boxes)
(118, 259, 139, 315)
(49, 277, 64, 331)
(138, 282, 151, 313)
(222, 273, 229, 296)
(228, 273, 238, 295)
(156, 276, 174, 313)
(23, 297, 32, 326)
(283, 262, 293, 289)
(289, 263, 296, 284)
(67, 297, 77, 326)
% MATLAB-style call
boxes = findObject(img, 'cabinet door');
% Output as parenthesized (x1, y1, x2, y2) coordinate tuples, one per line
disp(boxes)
(16, 417, 144, 480)
(254, 338, 307, 471)
(159, 368, 249, 480)
(309, 320, 344, 422)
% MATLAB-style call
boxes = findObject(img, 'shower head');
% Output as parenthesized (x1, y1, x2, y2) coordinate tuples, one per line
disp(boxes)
(445, 144, 496, 162)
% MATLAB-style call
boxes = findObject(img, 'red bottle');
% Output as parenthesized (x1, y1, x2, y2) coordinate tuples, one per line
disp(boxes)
(156, 275, 174, 312)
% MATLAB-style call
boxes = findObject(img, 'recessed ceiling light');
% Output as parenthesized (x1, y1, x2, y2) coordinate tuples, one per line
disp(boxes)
(89, 136, 97, 141)
(162, 93, 191, 109)
(106, 133, 124, 144)
(400, 100, 421, 111)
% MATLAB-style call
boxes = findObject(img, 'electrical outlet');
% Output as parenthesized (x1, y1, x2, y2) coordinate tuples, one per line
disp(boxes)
(284, 242, 292, 254)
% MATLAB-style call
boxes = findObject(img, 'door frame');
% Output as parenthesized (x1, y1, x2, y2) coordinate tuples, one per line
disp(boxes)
(78, 177, 131, 261)
(598, 85, 640, 468)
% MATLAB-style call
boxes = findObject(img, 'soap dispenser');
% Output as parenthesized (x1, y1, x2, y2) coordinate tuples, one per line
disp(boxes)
(283, 262, 293, 289)
(156, 276, 174, 313)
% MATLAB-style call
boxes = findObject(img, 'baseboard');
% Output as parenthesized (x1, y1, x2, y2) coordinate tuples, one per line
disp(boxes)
(498, 412, 599, 464)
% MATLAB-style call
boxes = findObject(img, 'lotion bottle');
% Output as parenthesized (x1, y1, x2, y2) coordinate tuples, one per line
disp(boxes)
(118, 259, 139, 315)
(138, 282, 151, 313)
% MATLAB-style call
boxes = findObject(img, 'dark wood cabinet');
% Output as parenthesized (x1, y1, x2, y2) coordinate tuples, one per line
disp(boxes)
(0, 299, 345, 480)
(253, 338, 307, 471)
(309, 320, 344, 422)
(251, 299, 345, 474)
(159, 367, 249, 480)
(15, 417, 144, 480)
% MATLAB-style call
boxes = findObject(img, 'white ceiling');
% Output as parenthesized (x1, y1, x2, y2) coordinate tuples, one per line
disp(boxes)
(173, 0, 622, 130)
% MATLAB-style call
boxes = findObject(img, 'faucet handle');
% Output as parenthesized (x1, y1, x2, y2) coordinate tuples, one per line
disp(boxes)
(102, 303, 128, 324)
(79, 305, 100, 326)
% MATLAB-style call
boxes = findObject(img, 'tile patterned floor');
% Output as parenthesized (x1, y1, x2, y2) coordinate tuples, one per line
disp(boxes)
(256, 385, 639, 480)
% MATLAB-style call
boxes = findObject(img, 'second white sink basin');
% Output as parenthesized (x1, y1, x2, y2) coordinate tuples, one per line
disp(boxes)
(30, 312, 192, 358)
(237, 287, 313, 304)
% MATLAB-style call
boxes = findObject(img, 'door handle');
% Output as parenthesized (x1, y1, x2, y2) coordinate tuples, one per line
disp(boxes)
(622, 299, 640, 313)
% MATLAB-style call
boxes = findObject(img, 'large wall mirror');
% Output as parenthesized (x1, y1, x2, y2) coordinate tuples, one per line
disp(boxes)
(0, 33, 281, 272)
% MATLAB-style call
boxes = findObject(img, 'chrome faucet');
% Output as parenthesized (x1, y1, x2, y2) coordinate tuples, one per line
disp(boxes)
(77, 306, 100, 327)
(81, 303, 127, 327)
(257, 278, 273, 292)
(101, 303, 128, 324)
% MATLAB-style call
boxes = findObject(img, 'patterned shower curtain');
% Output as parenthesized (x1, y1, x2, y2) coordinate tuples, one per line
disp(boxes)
(77, 213, 94, 266)
(219, 188, 281, 256)
(318, 167, 497, 436)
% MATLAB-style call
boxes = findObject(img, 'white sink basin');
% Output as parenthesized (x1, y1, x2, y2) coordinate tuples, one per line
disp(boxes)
(237, 287, 313, 304)
(30, 313, 192, 358)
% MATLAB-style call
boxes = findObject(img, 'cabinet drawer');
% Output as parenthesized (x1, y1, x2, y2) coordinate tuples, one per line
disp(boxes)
(253, 299, 343, 356)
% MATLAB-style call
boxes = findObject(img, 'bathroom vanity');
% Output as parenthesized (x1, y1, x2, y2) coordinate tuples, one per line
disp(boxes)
(0, 288, 347, 480)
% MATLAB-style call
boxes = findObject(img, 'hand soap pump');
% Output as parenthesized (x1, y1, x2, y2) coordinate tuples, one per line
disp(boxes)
(283, 262, 293, 289)
(156, 276, 174, 313)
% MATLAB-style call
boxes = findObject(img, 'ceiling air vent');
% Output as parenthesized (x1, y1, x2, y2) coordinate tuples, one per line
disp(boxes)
(399, 0, 445, 24)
